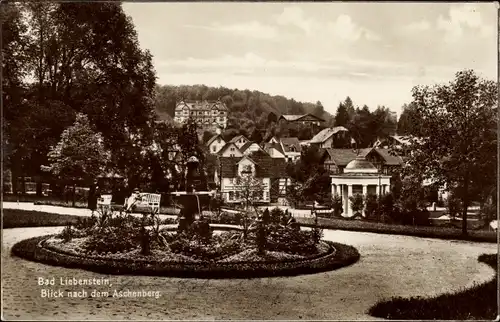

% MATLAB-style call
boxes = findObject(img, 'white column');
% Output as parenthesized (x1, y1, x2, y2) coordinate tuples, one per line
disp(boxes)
(376, 184, 381, 196)
(347, 184, 353, 216)
(362, 184, 367, 196)
(332, 184, 336, 196)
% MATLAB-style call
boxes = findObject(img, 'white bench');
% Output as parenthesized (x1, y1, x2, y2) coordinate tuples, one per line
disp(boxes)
(97, 194, 113, 213)
(125, 192, 161, 214)
(140, 193, 161, 214)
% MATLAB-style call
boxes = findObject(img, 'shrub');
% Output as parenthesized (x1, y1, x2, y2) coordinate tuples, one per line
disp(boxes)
(349, 193, 364, 216)
(270, 207, 285, 225)
(379, 194, 395, 223)
(169, 231, 242, 261)
(447, 194, 462, 220)
(332, 193, 343, 217)
(364, 194, 379, 221)
(266, 226, 318, 255)
(59, 225, 74, 242)
(83, 226, 141, 254)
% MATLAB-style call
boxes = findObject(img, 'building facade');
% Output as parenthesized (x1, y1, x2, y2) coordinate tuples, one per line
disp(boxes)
(174, 100, 228, 131)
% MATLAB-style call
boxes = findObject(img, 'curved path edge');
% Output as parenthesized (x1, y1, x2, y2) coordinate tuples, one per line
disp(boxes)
(11, 235, 360, 279)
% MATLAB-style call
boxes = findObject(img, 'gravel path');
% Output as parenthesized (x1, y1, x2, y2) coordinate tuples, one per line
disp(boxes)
(2, 225, 496, 320)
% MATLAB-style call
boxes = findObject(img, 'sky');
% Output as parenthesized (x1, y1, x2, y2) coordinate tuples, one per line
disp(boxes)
(123, 2, 497, 116)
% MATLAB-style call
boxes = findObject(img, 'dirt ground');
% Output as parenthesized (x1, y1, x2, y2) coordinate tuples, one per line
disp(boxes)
(1, 225, 496, 320)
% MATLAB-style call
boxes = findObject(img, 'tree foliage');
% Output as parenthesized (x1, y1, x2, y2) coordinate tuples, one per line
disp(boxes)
(403, 70, 497, 235)
(3, 2, 156, 192)
(46, 113, 109, 185)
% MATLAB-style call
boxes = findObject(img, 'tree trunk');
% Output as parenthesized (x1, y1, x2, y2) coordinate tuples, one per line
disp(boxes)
(72, 183, 76, 207)
(461, 180, 469, 236)
(36, 181, 43, 197)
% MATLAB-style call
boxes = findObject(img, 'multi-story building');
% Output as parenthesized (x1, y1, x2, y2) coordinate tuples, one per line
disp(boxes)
(215, 150, 289, 204)
(174, 100, 228, 132)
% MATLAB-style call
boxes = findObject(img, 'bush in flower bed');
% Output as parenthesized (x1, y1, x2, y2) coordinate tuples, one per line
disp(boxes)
(266, 226, 318, 255)
(169, 231, 243, 261)
(12, 235, 359, 278)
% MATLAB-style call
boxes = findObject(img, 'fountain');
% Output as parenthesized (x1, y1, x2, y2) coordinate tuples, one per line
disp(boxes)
(170, 156, 215, 231)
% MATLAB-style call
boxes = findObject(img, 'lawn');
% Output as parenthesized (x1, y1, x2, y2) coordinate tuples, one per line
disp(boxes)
(2, 209, 86, 229)
(296, 217, 497, 243)
(368, 253, 498, 320)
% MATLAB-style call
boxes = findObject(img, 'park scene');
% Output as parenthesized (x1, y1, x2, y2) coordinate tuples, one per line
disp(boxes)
(2, 2, 498, 320)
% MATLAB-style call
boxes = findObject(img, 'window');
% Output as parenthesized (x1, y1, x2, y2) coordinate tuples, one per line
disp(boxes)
(264, 191, 268, 200)
(230, 147, 235, 151)
(230, 153, 235, 157)
(235, 191, 240, 200)
(229, 191, 234, 201)
(212, 146, 216, 152)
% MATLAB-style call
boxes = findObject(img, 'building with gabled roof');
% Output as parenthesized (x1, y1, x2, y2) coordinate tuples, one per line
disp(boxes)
(174, 100, 228, 132)
(218, 142, 243, 158)
(262, 142, 286, 159)
(229, 135, 250, 149)
(215, 150, 290, 204)
(309, 126, 349, 149)
(206, 134, 226, 154)
(321, 148, 404, 175)
(279, 113, 325, 125)
(240, 141, 264, 155)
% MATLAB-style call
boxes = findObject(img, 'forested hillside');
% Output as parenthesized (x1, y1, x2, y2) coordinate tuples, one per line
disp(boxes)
(154, 84, 334, 138)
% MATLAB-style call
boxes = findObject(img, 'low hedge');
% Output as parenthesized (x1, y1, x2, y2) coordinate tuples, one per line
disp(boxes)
(296, 217, 497, 243)
(368, 253, 498, 320)
(11, 235, 359, 279)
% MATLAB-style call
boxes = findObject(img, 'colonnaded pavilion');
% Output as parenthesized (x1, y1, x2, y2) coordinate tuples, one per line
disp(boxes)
(330, 156, 391, 217)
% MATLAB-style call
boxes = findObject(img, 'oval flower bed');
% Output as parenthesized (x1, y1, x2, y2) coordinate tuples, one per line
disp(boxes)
(12, 234, 360, 278)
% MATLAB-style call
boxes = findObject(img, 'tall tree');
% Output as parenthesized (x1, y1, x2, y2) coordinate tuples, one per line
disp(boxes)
(404, 70, 497, 235)
(6, 2, 157, 191)
(44, 113, 109, 204)
(334, 102, 349, 127)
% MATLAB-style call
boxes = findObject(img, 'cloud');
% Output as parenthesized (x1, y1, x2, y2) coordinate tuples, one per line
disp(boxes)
(404, 20, 432, 32)
(157, 53, 468, 83)
(184, 21, 278, 39)
(437, 4, 493, 41)
(274, 6, 380, 42)
(327, 14, 381, 42)
(274, 6, 319, 35)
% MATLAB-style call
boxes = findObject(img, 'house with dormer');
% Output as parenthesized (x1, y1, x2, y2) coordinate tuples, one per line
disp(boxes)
(280, 137, 302, 162)
(206, 134, 226, 154)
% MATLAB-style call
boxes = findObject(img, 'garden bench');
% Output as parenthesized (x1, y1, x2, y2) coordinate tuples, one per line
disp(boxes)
(97, 194, 113, 213)
(140, 193, 162, 214)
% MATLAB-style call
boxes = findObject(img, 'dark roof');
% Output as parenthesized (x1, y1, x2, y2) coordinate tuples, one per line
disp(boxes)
(324, 148, 403, 167)
(176, 100, 228, 111)
(323, 148, 370, 166)
(230, 135, 249, 143)
(263, 142, 284, 155)
(239, 141, 254, 153)
(280, 137, 302, 153)
(279, 113, 325, 122)
(219, 151, 288, 178)
(310, 126, 349, 144)
(370, 148, 404, 166)
(206, 134, 224, 146)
